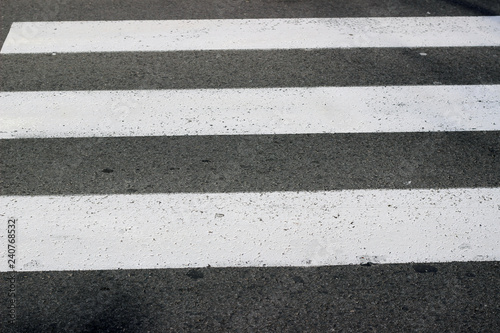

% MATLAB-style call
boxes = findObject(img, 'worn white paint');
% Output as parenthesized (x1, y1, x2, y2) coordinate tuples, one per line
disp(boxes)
(1, 188, 499, 272)
(1, 85, 499, 139)
(2, 16, 500, 53)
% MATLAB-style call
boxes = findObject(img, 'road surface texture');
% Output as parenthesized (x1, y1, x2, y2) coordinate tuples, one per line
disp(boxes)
(1, 0, 499, 332)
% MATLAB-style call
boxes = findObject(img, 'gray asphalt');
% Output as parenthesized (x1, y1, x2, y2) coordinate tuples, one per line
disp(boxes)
(1, 132, 499, 196)
(1, 262, 500, 332)
(1, 0, 500, 332)
(2, 48, 499, 91)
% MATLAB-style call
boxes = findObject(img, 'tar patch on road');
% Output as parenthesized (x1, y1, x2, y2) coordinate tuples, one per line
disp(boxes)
(186, 269, 204, 280)
(413, 263, 438, 273)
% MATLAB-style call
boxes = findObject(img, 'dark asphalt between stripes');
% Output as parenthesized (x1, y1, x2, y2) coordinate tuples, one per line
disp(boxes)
(1, 47, 500, 91)
(1, 262, 499, 332)
(1, 132, 499, 196)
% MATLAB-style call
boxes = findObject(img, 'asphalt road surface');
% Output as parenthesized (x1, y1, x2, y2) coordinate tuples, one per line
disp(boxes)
(1, 0, 500, 332)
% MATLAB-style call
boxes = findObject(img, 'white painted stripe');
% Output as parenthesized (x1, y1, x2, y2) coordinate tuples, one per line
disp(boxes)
(1, 188, 499, 272)
(2, 17, 500, 53)
(1, 85, 499, 139)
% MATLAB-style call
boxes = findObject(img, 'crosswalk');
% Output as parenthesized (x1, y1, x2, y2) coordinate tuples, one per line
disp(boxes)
(1, 3, 499, 274)
(0, 0, 500, 330)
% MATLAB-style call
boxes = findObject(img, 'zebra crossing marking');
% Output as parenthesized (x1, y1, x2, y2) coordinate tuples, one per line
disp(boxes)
(1, 85, 499, 139)
(1, 12, 499, 272)
(2, 16, 500, 53)
(1, 187, 499, 272)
